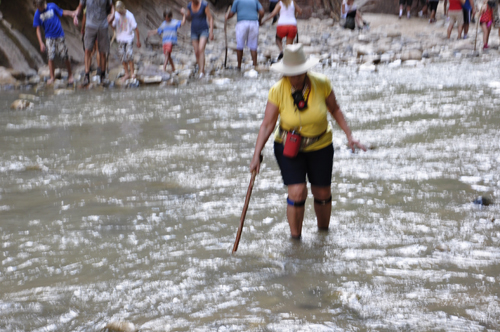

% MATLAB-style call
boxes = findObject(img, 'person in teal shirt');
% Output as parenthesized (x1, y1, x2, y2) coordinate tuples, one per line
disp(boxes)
(225, 0, 264, 70)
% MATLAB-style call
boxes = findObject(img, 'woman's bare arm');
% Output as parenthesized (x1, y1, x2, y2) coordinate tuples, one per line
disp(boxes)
(250, 101, 280, 173)
(326, 91, 366, 152)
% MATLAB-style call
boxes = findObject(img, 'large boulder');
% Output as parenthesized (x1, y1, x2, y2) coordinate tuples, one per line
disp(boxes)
(0, 66, 17, 85)
(401, 49, 422, 61)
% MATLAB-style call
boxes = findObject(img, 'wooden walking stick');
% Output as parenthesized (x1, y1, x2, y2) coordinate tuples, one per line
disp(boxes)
(232, 155, 263, 253)
(224, 6, 231, 68)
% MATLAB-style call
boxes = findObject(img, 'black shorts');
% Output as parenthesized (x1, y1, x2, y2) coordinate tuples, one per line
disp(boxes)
(269, 1, 278, 12)
(429, 1, 439, 12)
(399, 0, 413, 6)
(463, 8, 471, 24)
(274, 142, 334, 186)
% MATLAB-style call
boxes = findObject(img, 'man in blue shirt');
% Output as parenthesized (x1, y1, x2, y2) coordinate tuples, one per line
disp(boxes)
(33, 0, 74, 84)
(225, 0, 265, 70)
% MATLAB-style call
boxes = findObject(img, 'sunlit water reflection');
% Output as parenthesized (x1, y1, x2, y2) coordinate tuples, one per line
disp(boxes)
(1, 60, 500, 331)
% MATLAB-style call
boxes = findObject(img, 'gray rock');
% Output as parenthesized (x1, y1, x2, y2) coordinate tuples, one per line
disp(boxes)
(139, 75, 163, 84)
(380, 53, 393, 62)
(401, 50, 422, 61)
(10, 99, 33, 110)
(0, 66, 17, 85)
(376, 43, 392, 54)
(104, 321, 137, 332)
(53, 79, 67, 89)
(388, 59, 402, 68)
(353, 43, 375, 56)
(18, 93, 40, 101)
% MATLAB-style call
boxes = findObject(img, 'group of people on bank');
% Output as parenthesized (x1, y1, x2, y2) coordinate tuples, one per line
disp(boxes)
(397, 0, 500, 49)
(33, 0, 306, 83)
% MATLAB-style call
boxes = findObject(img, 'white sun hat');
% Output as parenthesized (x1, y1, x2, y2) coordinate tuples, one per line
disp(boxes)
(270, 44, 320, 76)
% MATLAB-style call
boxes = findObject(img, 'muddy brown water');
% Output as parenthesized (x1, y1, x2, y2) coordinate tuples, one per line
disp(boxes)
(1, 60, 500, 331)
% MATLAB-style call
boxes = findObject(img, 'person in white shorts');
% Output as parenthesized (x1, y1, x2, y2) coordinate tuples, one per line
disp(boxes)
(225, 0, 265, 70)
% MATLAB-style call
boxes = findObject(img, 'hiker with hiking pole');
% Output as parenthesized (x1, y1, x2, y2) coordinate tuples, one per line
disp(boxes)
(249, 44, 366, 240)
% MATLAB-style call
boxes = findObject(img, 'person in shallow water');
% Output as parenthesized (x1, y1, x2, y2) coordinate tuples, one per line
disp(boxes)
(249, 44, 366, 239)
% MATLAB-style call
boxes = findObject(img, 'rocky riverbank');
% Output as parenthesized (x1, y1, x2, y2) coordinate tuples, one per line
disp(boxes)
(3, 6, 500, 97)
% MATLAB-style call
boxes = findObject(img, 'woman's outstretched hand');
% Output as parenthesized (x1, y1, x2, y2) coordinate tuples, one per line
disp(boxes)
(347, 137, 367, 153)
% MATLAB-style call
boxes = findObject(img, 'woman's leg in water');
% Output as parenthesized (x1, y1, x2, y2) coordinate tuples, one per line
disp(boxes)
(287, 183, 307, 239)
(311, 185, 332, 230)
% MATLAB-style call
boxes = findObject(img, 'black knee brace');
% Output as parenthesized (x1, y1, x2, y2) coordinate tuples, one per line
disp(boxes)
(314, 196, 332, 205)
(287, 197, 306, 207)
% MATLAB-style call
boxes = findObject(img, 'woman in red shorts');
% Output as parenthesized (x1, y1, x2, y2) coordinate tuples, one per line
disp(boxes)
(261, 0, 302, 60)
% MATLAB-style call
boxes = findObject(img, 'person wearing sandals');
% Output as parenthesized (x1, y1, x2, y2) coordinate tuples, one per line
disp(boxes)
(184, 0, 214, 79)
(112, 1, 141, 82)
(249, 44, 366, 239)
(261, 0, 302, 61)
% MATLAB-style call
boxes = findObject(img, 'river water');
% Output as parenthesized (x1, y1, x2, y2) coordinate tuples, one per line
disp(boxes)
(1, 60, 500, 331)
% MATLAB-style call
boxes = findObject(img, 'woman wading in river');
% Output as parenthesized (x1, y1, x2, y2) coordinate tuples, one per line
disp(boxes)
(249, 44, 366, 239)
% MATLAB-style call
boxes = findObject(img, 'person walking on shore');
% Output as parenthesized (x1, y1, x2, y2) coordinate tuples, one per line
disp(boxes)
(479, 1, 494, 49)
(249, 44, 366, 239)
(262, 0, 302, 60)
(447, 0, 465, 39)
(184, 0, 214, 79)
(461, 0, 475, 38)
(148, 9, 186, 72)
(493, 0, 500, 40)
(340, 0, 366, 30)
(428, 0, 439, 23)
(72, 0, 114, 86)
(33, 0, 74, 84)
(269, 0, 279, 24)
(399, 0, 412, 19)
(225, 0, 265, 70)
(112, 1, 141, 82)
